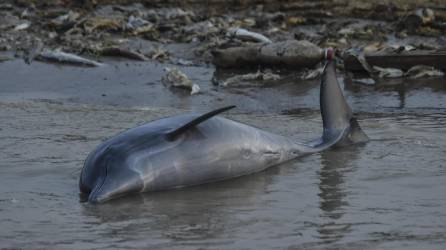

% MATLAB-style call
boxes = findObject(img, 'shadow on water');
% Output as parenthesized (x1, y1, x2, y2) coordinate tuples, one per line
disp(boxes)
(317, 145, 364, 244)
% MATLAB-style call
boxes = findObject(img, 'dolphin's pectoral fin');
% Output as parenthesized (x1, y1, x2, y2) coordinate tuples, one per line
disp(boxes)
(165, 105, 236, 141)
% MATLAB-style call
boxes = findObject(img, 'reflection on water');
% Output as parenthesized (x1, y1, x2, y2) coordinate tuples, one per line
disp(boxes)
(80, 164, 281, 246)
(317, 146, 362, 243)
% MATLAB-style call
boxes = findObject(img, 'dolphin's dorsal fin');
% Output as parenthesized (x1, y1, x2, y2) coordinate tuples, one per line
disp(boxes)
(165, 105, 236, 141)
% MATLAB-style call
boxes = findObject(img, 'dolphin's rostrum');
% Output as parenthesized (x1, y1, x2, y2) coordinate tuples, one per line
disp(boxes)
(79, 60, 368, 203)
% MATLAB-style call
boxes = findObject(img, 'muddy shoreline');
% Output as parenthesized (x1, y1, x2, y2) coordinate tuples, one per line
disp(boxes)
(1, 0, 445, 68)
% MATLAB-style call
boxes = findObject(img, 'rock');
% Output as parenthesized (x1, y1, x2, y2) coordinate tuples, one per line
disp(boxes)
(398, 8, 436, 34)
(125, 15, 155, 35)
(83, 17, 122, 33)
(48, 11, 80, 33)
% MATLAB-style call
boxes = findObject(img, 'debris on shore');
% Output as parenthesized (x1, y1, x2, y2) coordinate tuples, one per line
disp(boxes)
(405, 65, 444, 79)
(0, 55, 13, 62)
(0, 0, 444, 85)
(100, 47, 149, 61)
(219, 70, 281, 87)
(373, 66, 404, 78)
(301, 66, 324, 80)
(162, 67, 200, 95)
(226, 28, 272, 44)
(36, 49, 104, 67)
(344, 49, 446, 73)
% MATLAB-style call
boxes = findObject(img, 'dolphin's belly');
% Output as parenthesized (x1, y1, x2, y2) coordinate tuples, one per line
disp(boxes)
(130, 117, 305, 192)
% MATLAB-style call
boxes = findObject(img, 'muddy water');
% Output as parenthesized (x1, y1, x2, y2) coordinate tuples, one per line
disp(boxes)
(0, 60, 446, 249)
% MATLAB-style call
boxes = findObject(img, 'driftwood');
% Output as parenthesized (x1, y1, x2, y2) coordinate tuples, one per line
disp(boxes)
(344, 50, 446, 72)
(212, 40, 326, 68)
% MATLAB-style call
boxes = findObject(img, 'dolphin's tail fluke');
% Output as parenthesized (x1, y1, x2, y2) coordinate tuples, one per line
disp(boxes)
(308, 59, 368, 150)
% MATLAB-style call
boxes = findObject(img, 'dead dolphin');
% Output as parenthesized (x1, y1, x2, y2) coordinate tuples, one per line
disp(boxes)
(79, 60, 368, 203)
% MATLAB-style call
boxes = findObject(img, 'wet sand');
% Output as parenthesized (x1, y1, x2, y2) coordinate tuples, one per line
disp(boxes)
(0, 60, 446, 249)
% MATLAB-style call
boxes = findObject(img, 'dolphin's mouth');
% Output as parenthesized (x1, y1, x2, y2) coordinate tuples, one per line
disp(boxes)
(79, 192, 89, 203)
(79, 146, 113, 203)
(79, 162, 108, 203)
(86, 172, 108, 203)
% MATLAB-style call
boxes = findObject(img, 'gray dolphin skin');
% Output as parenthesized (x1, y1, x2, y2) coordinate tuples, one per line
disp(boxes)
(79, 59, 369, 203)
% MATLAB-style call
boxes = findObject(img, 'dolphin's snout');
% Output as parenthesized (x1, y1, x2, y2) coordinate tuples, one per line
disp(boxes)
(88, 191, 111, 204)
(86, 170, 144, 204)
(85, 174, 108, 203)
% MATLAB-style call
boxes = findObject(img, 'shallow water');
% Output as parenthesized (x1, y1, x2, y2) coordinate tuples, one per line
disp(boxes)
(0, 60, 445, 249)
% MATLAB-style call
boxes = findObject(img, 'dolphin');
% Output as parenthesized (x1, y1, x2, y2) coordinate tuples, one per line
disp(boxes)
(79, 60, 368, 203)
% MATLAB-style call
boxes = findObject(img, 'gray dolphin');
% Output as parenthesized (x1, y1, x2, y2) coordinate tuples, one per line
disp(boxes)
(79, 60, 368, 203)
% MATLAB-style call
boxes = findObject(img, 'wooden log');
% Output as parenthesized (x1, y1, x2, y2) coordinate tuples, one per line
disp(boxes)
(344, 50, 446, 72)
(212, 40, 327, 68)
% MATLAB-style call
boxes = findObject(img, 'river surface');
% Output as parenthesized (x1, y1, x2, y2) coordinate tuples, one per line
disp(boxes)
(0, 60, 445, 249)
